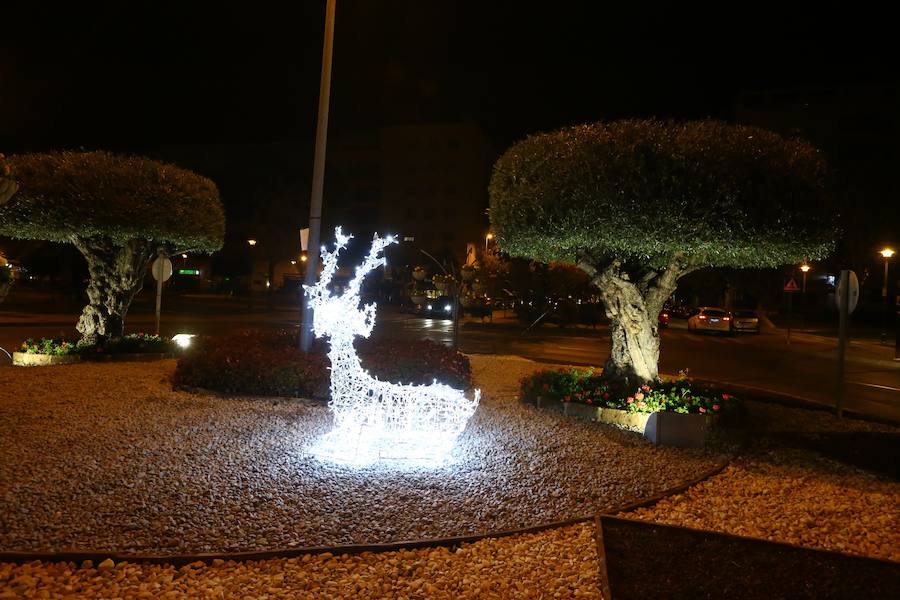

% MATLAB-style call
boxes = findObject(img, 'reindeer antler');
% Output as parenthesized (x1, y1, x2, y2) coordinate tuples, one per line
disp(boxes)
(347, 233, 397, 298)
(305, 226, 352, 308)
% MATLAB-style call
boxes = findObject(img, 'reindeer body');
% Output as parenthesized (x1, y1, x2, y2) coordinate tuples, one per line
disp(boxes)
(306, 228, 480, 459)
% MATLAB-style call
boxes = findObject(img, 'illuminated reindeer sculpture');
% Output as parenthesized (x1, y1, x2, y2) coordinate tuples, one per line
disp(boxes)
(306, 227, 480, 462)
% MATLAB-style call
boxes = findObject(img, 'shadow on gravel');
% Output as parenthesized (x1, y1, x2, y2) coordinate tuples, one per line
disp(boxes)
(600, 516, 900, 599)
(768, 431, 900, 480)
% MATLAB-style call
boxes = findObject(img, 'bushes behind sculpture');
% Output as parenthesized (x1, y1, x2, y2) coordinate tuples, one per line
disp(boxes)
(174, 330, 473, 399)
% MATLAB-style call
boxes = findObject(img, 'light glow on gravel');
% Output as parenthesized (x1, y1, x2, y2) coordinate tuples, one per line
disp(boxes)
(305, 228, 479, 468)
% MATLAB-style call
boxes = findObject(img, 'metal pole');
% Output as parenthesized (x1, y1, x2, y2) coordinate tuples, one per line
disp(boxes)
(301, 0, 337, 352)
(881, 258, 889, 343)
(786, 291, 792, 345)
(835, 269, 850, 417)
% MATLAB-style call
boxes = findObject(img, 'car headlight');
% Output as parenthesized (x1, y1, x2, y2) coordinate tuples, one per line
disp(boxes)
(444, 304, 452, 312)
(427, 304, 433, 310)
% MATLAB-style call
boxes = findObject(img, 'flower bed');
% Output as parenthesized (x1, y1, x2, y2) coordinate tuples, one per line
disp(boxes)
(519, 368, 740, 416)
(173, 330, 474, 399)
(13, 334, 176, 365)
(519, 368, 741, 447)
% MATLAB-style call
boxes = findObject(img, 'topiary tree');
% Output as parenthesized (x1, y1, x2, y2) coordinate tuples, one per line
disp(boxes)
(489, 119, 836, 384)
(0, 151, 225, 343)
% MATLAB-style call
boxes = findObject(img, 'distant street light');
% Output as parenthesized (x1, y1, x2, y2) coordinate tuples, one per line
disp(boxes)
(880, 248, 894, 343)
(800, 263, 810, 293)
(247, 239, 258, 246)
(485, 232, 494, 252)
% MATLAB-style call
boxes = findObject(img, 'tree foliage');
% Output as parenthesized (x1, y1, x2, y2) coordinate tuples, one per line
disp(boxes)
(489, 119, 836, 269)
(0, 151, 225, 252)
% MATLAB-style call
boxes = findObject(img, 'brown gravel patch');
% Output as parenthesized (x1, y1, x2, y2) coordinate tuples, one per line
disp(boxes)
(0, 356, 720, 554)
(623, 402, 900, 563)
(0, 522, 601, 599)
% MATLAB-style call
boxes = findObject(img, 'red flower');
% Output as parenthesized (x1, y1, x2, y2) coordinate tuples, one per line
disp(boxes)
(722, 393, 731, 401)
(699, 407, 707, 413)
(603, 392, 610, 400)
(586, 399, 593, 405)
(712, 404, 721, 411)
(563, 395, 571, 402)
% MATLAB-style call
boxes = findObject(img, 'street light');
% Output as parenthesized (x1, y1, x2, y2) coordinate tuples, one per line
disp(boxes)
(485, 232, 494, 253)
(880, 248, 895, 343)
(247, 239, 257, 246)
(800, 263, 810, 294)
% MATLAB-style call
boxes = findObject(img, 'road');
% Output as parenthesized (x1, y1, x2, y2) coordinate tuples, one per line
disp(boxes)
(1, 293, 898, 422)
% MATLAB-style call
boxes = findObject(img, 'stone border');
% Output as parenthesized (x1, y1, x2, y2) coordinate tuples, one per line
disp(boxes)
(12, 352, 173, 367)
(0, 457, 734, 566)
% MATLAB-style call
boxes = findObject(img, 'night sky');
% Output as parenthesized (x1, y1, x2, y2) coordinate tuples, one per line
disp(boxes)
(2, 1, 895, 149)
(1, 1, 897, 261)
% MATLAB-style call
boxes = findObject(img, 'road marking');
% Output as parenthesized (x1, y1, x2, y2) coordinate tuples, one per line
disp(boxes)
(846, 380, 900, 393)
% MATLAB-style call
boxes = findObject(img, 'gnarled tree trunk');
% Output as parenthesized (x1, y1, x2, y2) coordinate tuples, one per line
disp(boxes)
(580, 254, 696, 386)
(71, 237, 153, 344)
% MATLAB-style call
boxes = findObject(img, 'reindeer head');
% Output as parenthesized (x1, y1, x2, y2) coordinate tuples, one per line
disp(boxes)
(305, 227, 396, 341)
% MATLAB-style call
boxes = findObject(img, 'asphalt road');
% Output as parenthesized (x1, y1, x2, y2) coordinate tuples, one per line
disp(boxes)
(1, 293, 898, 422)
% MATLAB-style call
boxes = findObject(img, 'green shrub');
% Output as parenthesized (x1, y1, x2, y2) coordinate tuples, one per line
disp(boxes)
(19, 333, 173, 355)
(173, 330, 474, 399)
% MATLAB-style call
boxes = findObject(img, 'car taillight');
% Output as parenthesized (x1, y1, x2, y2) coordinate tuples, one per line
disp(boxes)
(698, 315, 707, 320)
(661, 313, 668, 318)
(723, 316, 730, 321)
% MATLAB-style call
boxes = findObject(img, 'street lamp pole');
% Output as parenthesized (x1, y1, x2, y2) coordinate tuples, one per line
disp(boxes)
(484, 232, 493, 253)
(301, 0, 337, 352)
(880, 248, 894, 344)
(800, 263, 810, 294)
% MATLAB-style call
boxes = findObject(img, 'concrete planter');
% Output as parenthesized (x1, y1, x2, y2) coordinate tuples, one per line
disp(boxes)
(528, 396, 711, 448)
(12, 352, 82, 367)
(13, 352, 172, 367)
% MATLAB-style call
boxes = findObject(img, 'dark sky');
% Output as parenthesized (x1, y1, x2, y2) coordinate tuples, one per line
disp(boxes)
(2, 1, 896, 151)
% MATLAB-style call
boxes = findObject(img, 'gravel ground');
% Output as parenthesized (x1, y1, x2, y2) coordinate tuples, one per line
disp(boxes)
(0, 355, 720, 554)
(623, 401, 900, 563)
(0, 522, 601, 599)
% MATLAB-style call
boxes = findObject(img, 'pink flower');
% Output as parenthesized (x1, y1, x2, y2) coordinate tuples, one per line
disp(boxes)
(699, 407, 707, 413)
(722, 393, 731, 401)
(586, 399, 593, 405)
(641, 384, 651, 392)
(634, 392, 644, 401)
(712, 404, 721, 411)
(563, 395, 571, 402)
(637, 401, 646, 408)
(627, 397, 635, 404)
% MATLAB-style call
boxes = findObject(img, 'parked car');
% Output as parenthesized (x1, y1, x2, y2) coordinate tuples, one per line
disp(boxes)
(687, 307, 732, 334)
(730, 309, 760, 333)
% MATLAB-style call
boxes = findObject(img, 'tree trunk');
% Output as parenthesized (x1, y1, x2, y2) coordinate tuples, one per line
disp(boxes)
(595, 275, 662, 385)
(71, 237, 153, 344)
(582, 257, 689, 387)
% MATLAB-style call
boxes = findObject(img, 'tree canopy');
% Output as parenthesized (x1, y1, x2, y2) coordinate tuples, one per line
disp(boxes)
(0, 151, 225, 252)
(489, 119, 836, 269)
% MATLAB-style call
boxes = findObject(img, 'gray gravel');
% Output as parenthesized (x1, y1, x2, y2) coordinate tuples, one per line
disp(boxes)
(0, 355, 720, 554)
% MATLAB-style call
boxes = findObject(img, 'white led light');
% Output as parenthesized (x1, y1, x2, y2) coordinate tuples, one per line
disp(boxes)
(305, 227, 480, 466)
(171, 333, 195, 348)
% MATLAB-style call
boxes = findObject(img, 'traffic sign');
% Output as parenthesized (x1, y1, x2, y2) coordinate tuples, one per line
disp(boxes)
(151, 257, 173, 282)
(783, 278, 800, 292)
(836, 270, 859, 315)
